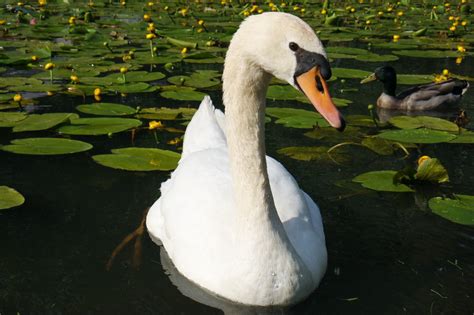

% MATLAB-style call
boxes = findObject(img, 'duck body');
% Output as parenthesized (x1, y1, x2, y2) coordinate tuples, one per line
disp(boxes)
(363, 66, 469, 111)
(146, 12, 344, 306)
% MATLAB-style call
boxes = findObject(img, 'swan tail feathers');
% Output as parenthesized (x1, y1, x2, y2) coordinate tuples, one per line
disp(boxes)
(181, 96, 227, 159)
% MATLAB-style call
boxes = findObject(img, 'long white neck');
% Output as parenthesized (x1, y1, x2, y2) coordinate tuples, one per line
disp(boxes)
(222, 44, 313, 304)
(223, 49, 282, 235)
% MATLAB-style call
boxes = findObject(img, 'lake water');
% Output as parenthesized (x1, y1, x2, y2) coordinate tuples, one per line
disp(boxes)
(1, 3, 473, 315)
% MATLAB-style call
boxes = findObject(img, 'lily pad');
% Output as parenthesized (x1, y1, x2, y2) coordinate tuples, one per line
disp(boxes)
(397, 74, 434, 85)
(277, 146, 349, 163)
(1, 138, 93, 155)
(361, 137, 395, 155)
(267, 85, 309, 103)
(76, 103, 137, 116)
(57, 118, 142, 136)
(377, 128, 457, 143)
(428, 195, 474, 226)
(353, 170, 414, 192)
(160, 87, 207, 101)
(0, 112, 27, 127)
(92, 147, 181, 171)
(168, 72, 221, 89)
(0, 186, 25, 210)
(388, 116, 459, 132)
(13, 113, 79, 132)
(107, 82, 151, 94)
(450, 130, 474, 143)
(332, 68, 372, 79)
(137, 107, 196, 120)
(266, 107, 329, 128)
(106, 71, 166, 84)
(355, 53, 399, 62)
(392, 50, 460, 58)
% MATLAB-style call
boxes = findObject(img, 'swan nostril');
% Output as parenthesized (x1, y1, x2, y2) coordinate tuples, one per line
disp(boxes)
(315, 75, 324, 93)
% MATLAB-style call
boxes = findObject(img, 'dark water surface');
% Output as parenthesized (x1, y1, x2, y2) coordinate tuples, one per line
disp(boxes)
(1, 47, 473, 314)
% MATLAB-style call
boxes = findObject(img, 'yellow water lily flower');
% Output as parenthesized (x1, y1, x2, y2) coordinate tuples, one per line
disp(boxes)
(392, 34, 400, 42)
(442, 69, 449, 76)
(44, 62, 55, 70)
(68, 16, 76, 25)
(449, 26, 456, 32)
(456, 57, 463, 65)
(181, 47, 188, 54)
(146, 33, 156, 40)
(149, 120, 164, 130)
(321, 9, 327, 15)
(120, 67, 128, 74)
(38, 0, 47, 6)
(457, 45, 466, 53)
(168, 137, 182, 145)
(417, 155, 430, 166)
(13, 94, 22, 102)
(198, 19, 204, 26)
(31, 55, 38, 62)
(70, 74, 79, 83)
(93, 88, 101, 96)
(143, 14, 151, 22)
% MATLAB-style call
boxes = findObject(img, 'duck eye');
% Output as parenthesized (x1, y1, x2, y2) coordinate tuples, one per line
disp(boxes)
(289, 42, 299, 51)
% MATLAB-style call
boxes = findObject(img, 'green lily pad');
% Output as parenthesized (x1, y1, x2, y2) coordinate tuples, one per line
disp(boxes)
(160, 87, 207, 101)
(266, 107, 329, 128)
(392, 50, 460, 58)
(415, 158, 449, 183)
(397, 74, 434, 85)
(377, 128, 457, 143)
(0, 186, 25, 210)
(277, 146, 349, 163)
(333, 98, 352, 107)
(332, 68, 372, 79)
(168, 73, 221, 89)
(450, 130, 474, 143)
(92, 147, 181, 171)
(107, 82, 151, 94)
(388, 116, 459, 132)
(57, 118, 142, 136)
(137, 107, 196, 120)
(76, 103, 137, 116)
(106, 71, 166, 84)
(325, 47, 369, 55)
(0, 112, 27, 127)
(428, 194, 474, 226)
(13, 113, 79, 132)
(353, 170, 414, 192)
(355, 53, 399, 62)
(361, 137, 395, 155)
(266, 85, 309, 103)
(1, 138, 93, 155)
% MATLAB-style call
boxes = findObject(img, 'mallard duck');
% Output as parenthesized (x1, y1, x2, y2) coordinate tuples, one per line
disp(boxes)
(361, 66, 469, 111)
(146, 12, 345, 306)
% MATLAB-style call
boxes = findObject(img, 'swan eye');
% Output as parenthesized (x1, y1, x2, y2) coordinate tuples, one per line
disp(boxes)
(289, 42, 299, 51)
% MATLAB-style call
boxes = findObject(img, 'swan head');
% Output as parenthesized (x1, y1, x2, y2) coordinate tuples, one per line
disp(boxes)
(227, 12, 345, 131)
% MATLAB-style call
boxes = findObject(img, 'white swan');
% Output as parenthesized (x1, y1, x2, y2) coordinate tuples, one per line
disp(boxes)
(146, 12, 345, 306)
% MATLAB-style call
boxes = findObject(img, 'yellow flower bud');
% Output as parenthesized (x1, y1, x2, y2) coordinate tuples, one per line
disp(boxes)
(417, 155, 430, 166)
(93, 88, 101, 96)
(44, 62, 55, 70)
(198, 19, 204, 26)
(13, 94, 22, 102)
(321, 9, 327, 15)
(70, 74, 79, 82)
(181, 47, 188, 54)
(120, 67, 128, 74)
(143, 14, 151, 22)
(449, 26, 456, 32)
(442, 69, 449, 76)
(148, 120, 164, 130)
(31, 55, 38, 61)
(392, 34, 400, 42)
(146, 33, 156, 40)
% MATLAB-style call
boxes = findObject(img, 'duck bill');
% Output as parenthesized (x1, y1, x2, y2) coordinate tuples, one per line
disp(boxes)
(296, 67, 345, 131)
(360, 73, 377, 84)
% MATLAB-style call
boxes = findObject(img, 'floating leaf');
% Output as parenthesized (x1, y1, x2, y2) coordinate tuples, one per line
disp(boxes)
(266, 107, 329, 128)
(428, 195, 474, 226)
(332, 68, 372, 79)
(397, 74, 434, 85)
(388, 116, 459, 132)
(377, 128, 456, 143)
(0, 186, 25, 210)
(326, 47, 369, 55)
(392, 50, 460, 58)
(277, 146, 349, 163)
(13, 113, 79, 132)
(353, 170, 414, 192)
(1, 138, 92, 155)
(267, 85, 309, 103)
(0, 112, 27, 127)
(168, 72, 220, 89)
(450, 130, 474, 143)
(361, 137, 395, 155)
(57, 118, 142, 135)
(137, 107, 196, 120)
(415, 158, 449, 183)
(106, 71, 166, 84)
(160, 87, 207, 101)
(76, 103, 137, 116)
(93, 147, 181, 171)
(355, 53, 399, 62)
(107, 82, 151, 93)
